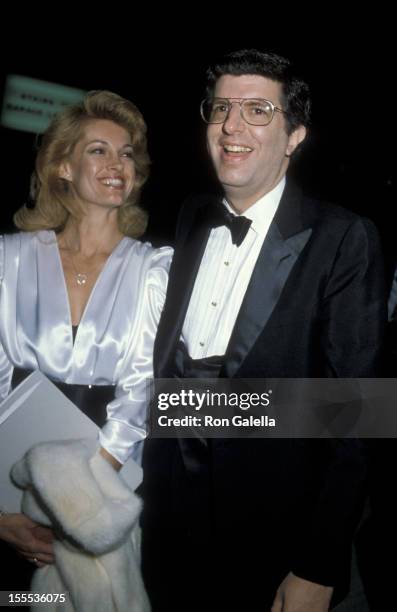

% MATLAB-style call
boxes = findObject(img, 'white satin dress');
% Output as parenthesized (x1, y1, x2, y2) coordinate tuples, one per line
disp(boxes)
(0, 230, 172, 464)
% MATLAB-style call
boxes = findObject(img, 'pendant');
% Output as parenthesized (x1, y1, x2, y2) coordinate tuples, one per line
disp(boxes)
(76, 273, 88, 286)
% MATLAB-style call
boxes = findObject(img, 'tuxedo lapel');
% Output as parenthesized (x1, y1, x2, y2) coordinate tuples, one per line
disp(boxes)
(154, 204, 211, 377)
(155, 183, 314, 378)
(223, 223, 312, 377)
(223, 182, 313, 378)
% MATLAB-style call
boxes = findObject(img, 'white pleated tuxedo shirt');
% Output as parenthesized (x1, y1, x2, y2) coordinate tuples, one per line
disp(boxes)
(182, 177, 285, 358)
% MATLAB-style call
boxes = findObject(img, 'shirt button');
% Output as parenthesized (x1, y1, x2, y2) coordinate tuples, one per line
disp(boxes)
(211, 301, 217, 307)
(199, 342, 205, 347)
(224, 261, 230, 266)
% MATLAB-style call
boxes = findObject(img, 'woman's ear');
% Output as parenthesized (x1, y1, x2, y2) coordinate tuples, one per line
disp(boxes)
(58, 162, 72, 181)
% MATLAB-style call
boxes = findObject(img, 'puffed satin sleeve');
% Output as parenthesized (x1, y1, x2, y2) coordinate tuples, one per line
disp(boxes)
(98, 247, 172, 465)
(0, 236, 13, 400)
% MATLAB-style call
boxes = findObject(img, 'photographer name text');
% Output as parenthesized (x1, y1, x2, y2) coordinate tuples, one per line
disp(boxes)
(157, 415, 276, 428)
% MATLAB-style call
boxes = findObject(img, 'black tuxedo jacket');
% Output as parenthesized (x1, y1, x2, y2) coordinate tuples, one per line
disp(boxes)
(155, 181, 385, 380)
(142, 181, 387, 607)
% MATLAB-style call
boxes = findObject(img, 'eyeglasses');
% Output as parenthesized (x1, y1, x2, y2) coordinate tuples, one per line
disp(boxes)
(200, 97, 286, 126)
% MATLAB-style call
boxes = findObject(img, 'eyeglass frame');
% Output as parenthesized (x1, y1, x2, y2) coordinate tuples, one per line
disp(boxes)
(200, 97, 286, 127)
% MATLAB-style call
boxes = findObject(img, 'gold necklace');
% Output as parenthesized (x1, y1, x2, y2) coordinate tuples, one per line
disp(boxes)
(68, 250, 88, 286)
(63, 234, 115, 286)
(64, 238, 89, 286)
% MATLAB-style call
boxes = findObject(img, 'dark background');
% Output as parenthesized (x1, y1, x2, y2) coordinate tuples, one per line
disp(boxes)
(0, 21, 394, 266)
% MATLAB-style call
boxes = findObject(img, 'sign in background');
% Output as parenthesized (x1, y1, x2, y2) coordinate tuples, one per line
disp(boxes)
(1, 75, 85, 134)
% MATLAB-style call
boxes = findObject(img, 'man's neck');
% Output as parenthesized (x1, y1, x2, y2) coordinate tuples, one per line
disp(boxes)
(225, 178, 286, 214)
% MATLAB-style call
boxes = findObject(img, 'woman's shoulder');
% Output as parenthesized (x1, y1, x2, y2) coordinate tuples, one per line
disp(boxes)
(119, 239, 173, 295)
(1, 229, 54, 248)
(0, 231, 56, 278)
(0, 231, 25, 265)
(0, 231, 23, 281)
(122, 237, 173, 271)
(0, 230, 22, 247)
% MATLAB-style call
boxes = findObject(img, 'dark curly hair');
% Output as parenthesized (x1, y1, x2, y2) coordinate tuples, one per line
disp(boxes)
(205, 49, 311, 135)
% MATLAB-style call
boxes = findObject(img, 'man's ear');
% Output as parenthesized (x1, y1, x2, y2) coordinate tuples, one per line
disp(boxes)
(286, 125, 306, 157)
(58, 162, 72, 181)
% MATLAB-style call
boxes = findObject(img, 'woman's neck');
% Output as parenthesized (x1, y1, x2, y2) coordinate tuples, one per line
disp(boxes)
(58, 214, 124, 257)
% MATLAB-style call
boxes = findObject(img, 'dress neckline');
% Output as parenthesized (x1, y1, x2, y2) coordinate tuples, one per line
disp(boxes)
(72, 324, 78, 344)
(48, 230, 131, 332)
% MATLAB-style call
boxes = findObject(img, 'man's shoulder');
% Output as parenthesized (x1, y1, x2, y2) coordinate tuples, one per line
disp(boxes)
(303, 196, 359, 221)
(297, 200, 385, 277)
(177, 186, 378, 242)
(175, 192, 220, 242)
(298, 190, 375, 234)
(180, 192, 221, 214)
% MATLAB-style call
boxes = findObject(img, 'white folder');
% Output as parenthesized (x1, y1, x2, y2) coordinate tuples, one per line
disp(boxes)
(0, 370, 142, 512)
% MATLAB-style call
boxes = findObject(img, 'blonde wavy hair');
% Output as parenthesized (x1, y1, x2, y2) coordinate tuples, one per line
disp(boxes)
(14, 90, 150, 238)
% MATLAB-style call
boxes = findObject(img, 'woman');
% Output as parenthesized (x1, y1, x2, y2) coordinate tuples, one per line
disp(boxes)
(0, 91, 171, 577)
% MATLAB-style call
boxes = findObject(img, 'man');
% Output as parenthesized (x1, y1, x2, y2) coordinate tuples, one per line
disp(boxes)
(141, 49, 386, 611)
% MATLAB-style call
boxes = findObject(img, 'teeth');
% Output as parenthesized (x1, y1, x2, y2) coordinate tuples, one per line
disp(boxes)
(223, 145, 252, 153)
(103, 178, 123, 186)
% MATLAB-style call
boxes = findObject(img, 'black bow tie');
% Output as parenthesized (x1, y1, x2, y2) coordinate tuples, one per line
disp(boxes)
(206, 204, 252, 247)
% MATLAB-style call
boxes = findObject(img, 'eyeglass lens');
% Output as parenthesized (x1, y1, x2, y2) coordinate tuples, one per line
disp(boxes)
(202, 98, 275, 126)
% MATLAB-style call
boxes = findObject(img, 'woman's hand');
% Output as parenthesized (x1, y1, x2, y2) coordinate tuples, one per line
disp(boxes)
(99, 446, 122, 471)
(0, 513, 54, 567)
